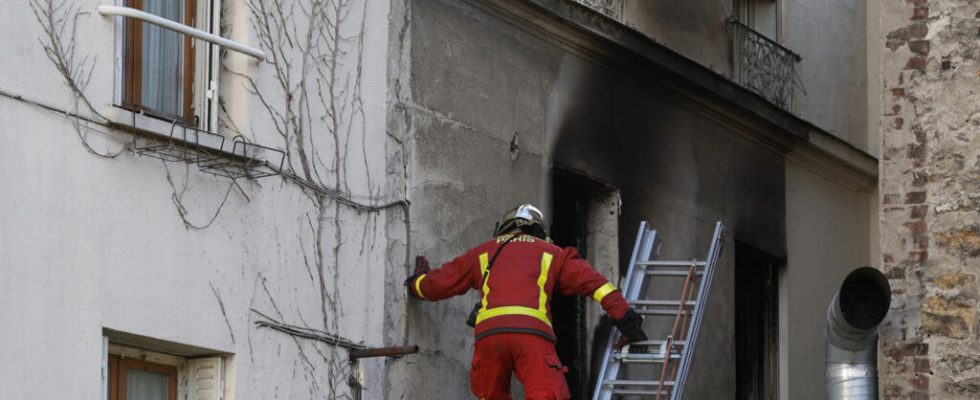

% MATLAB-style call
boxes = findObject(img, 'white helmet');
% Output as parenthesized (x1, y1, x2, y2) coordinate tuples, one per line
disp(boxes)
(493, 204, 548, 239)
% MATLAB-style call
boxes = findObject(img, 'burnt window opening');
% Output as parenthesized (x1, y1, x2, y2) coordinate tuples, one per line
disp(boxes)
(550, 168, 618, 399)
(735, 242, 782, 400)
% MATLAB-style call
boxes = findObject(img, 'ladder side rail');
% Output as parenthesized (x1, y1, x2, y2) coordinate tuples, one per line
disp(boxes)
(626, 226, 659, 301)
(672, 222, 725, 399)
(620, 221, 649, 298)
(593, 222, 657, 400)
(626, 230, 659, 302)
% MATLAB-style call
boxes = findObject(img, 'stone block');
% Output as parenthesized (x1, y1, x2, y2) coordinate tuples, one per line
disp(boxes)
(935, 225, 980, 257)
(921, 295, 976, 339)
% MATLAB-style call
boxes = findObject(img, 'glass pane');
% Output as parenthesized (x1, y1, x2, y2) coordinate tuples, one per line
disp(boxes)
(126, 368, 170, 400)
(141, 0, 184, 117)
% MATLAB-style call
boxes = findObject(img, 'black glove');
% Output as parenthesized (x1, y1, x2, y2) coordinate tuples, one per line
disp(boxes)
(403, 274, 422, 299)
(404, 256, 432, 299)
(414, 256, 431, 274)
(613, 308, 648, 352)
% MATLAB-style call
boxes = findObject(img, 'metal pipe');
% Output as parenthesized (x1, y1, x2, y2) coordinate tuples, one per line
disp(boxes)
(348, 345, 419, 360)
(97, 5, 266, 60)
(826, 267, 891, 400)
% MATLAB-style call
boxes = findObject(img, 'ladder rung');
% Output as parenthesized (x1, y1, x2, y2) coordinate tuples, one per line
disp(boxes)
(636, 260, 705, 267)
(635, 309, 692, 316)
(610, 387, 673, 396)
(612, 388, 672, 396)
(634, 339, 688, 346)
(631, 300, 697, 307)
(615, 351, 680, 359)
(605, 380, 676, 387)
(644, 270, 704, 276)
(615, 353, 681, 363)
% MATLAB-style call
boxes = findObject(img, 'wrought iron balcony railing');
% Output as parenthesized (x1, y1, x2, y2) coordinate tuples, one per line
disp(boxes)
(729, 18, 804, 111)
(570, 0, 624, 22)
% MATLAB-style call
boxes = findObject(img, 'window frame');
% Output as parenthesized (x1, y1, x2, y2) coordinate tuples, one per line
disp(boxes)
(108, 354, 179, 400)
(121, 0, 198, 124)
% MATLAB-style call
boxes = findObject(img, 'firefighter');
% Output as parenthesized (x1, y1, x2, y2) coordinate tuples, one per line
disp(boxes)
(406, 204, 647, 400)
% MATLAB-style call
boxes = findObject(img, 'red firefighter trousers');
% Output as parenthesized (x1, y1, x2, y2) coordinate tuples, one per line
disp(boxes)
(470, 333, 571, 400)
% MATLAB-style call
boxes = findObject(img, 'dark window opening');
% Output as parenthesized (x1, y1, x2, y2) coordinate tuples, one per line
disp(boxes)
(735, 241, 781, 400)
(551, 168, 614, 399)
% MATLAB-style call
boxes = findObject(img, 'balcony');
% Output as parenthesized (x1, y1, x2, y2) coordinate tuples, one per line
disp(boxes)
(570, 0, 624, 22)
(729, 18, 803, 111)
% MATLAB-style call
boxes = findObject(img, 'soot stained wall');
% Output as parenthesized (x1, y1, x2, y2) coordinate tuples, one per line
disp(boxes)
(390, 0, 788, 398)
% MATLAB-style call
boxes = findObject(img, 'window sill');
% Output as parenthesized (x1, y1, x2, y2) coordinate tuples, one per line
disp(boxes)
(105, 106, 224, 150)
(105, 106, 284, 179)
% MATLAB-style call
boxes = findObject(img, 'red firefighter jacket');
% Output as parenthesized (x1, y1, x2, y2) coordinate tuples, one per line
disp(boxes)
(408, 233, 630, 341)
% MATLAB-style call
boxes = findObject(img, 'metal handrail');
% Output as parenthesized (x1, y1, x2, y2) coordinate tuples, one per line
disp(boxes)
(727, 17, 801, 62)
(97, 5, 266, 60)
(728, 17, 803, 110)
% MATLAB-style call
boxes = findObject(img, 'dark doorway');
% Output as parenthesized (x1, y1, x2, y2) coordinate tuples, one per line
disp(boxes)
(735, 241, 781, 400)
(550, 168, 613, 399)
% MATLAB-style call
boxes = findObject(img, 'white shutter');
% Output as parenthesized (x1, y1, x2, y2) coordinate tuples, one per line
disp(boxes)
(102, 336, 109, 400)
(187, 357, 223, 400)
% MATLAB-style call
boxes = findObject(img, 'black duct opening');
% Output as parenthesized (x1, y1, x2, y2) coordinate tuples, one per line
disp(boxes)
(839, 266, 891, 330)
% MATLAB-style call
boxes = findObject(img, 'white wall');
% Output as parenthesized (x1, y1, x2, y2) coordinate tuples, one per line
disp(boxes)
(0, 0, 395, 399)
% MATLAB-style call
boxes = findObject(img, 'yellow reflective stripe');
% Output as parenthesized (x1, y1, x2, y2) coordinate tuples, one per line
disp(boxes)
(479, 253, 490, 275)
(537, 253, 553, 313)
(475, 306, 552, 327)
(591, 282, 617, 303)
(479, 253, 490, 311)
(414, 274, 427, 300)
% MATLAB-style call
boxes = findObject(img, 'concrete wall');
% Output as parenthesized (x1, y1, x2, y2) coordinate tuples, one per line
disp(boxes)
(878, 1, 980, 399)
(783, 160, 872, 400)
(783, 0, 870, 150)
(623, 0, 733, 76)
(0, 1, 396, 399)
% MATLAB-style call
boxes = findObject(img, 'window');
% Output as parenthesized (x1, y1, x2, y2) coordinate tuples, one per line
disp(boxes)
(122, 0, 197, 123)
(108, 355, 178, 400)
(104, 341, 226, 400)
(732, 0, 781, 39)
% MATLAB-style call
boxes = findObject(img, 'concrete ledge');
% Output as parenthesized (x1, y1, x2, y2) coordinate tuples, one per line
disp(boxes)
(104, 328, 231, 356)
(788, 128, 878, 192)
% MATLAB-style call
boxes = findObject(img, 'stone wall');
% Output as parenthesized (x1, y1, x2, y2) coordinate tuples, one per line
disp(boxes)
(879, 1, 980, 398)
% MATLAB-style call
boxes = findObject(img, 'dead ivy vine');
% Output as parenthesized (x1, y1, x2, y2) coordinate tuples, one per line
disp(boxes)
(241, 0, 408, 398)
(29, 0, 124, 158)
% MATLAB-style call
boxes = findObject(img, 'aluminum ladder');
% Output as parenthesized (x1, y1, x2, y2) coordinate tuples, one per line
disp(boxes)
(592, 221, 724, 400)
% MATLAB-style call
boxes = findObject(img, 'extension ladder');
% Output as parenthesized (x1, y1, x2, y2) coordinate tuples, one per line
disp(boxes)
(592, 221, 725, 400)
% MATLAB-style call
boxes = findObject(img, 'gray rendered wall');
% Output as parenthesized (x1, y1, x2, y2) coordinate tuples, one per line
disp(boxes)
(623, 0, 734, 77)
(783, 0, 869, 150)
(384, 0, 788, 398)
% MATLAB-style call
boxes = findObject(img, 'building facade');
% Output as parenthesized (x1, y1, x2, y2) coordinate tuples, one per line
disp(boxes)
(0, 0, 879, 399)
